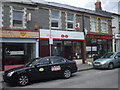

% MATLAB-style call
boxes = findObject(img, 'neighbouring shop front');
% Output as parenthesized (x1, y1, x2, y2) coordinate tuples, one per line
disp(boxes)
(86, 34, 113, 59)
(39, 29, 85, 61)
(115, 34, 120, 52)
(1, 29, 39, 71)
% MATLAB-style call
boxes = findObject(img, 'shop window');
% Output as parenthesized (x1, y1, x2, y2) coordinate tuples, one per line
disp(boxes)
(53, 41, 62, 45)
(86, 39, 98, 58)
(12, 6, 26, 28)
(92, 39, 97, 44)
(101, 19, 107, 33)
(52, 41, 62, 56)
(64, 41, 72, 45)
(91, 17, 97, 32)
(5, 44, 24, 55)
(50, 10, 61, 29)
(86, 46, 92, 58)
(66, 13, 75, 30)
(86, 46, 98, 58)
(73, 42, 81, 59)
(98, 39, 103, 44)
(4, 43, 33, 65)
(108, 40, 112, 52)
(86, 38, 112, 58)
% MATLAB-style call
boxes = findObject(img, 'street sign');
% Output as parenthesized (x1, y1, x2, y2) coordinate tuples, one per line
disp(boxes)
(49, 38, 53, 44)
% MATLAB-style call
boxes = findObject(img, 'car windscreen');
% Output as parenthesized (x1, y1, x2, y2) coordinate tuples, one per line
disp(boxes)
(102, 53, 114, 58)
(25, 58, 40, 67)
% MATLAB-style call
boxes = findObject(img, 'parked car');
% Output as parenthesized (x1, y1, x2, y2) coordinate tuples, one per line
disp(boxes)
(93, 52, 120, 69)
(3, 56, 77, 86)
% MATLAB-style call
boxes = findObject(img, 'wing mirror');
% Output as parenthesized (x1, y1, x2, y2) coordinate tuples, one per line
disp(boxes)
(115, 55, 120, 59)
(34, 63, 41, 67)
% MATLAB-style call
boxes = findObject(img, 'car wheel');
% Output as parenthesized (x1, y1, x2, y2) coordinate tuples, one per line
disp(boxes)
(108, 63, 114, 70)
(17, 74, 30, 86)
(63, 69, 71, 79)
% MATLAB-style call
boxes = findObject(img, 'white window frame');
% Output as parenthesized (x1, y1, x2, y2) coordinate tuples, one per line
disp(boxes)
(118, 21, 120, 32)
(50, 10, 61, 29)
(10, 6, 26, 28)
(66, 12, 76, 30)
(101, 19, 107, 33)
(91, 17, 97, 32)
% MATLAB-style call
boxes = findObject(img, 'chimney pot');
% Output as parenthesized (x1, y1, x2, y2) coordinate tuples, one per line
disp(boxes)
(95, 0, 102, 11)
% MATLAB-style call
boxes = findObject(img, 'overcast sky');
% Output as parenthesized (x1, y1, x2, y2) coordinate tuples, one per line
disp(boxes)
(44, 0, 120, 14)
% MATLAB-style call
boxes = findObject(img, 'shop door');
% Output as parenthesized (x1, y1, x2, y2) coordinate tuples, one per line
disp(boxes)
(40, 46, 50, 57)
(64, 46, 72, 60)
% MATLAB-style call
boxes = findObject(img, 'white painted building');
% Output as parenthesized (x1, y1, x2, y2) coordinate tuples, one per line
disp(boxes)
(112, 13, 120, 52)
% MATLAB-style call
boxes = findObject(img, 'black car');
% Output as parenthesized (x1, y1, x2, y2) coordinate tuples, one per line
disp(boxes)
(3, 56, 77, 86)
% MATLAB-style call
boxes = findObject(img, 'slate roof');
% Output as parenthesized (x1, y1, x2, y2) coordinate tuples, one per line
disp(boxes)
(2, 0, 113, 18)
(32, 1, 112, 18)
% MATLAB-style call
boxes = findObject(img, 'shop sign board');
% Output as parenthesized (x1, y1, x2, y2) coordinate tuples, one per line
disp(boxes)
(115, 34, 120, 39)
(0, 29, 39, 39)
(10, 51, 24, 55)
(86, 34, 113, 40)
(40, 29, 85, 41)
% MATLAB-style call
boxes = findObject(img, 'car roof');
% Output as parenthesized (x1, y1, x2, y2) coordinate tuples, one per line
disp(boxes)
(41, 56, 63, 59)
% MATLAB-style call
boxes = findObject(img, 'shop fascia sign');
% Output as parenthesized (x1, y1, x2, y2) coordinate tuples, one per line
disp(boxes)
(0, 29, 39, 38)
(115, 34, 120, 39)
(86, 34, 113, 40)
(39, 29, 85, 41)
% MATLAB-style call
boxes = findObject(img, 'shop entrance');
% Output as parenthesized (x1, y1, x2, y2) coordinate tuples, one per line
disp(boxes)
(64, 46, 72, 60)
(2, 43, 36, 71)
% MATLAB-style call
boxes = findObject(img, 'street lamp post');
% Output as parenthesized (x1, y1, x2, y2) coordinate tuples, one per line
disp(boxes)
(49, 28, 53, 56)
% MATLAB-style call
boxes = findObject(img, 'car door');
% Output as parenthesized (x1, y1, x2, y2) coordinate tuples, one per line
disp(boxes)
(28, 57, 51, 81)
(114, 53, 120, 67)
(50, 57, 66, 77)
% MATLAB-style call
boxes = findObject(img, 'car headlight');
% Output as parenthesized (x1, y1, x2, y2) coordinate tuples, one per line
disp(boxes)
(101, 61, 107, 64)
(7, 71, 15, 77)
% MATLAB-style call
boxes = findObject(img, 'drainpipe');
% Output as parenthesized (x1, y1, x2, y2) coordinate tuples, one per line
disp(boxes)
(82, 14, 86, 64)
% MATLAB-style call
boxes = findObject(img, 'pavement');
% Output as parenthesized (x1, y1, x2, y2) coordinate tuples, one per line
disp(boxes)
(74, 60, 93, 71)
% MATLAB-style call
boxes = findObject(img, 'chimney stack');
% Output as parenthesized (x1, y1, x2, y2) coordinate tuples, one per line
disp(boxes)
(95, 0, 102, 11)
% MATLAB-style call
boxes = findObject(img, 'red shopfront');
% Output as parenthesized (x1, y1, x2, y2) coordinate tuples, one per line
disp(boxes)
(39, 29, 85, 62)
(86, 34, 113, 58)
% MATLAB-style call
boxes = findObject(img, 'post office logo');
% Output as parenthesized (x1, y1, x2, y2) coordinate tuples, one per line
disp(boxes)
(20, 32, 26, 36)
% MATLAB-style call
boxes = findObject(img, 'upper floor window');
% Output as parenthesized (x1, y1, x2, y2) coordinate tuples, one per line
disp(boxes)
(12, 7, 25, 28)
(66, 13, 75, 30)
(50, 10, 61, 29)
(91, 17, 97, 32)
(101, 19, 107, 33)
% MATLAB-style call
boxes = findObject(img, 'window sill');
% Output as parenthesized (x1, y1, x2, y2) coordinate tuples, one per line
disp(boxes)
(66, 28, 75, 31)
(11, 26, 26, 29)
(51, 27, 61, 30)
